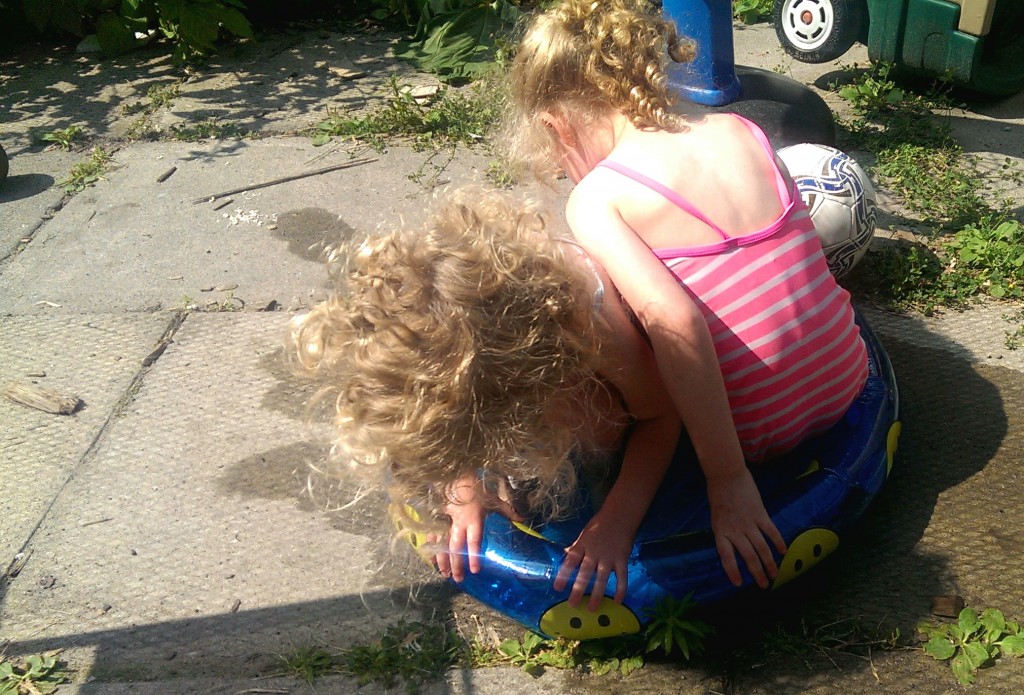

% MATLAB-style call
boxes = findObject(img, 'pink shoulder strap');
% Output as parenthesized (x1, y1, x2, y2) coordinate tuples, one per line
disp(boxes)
(730, 114, 793, 205)
(594, 160, 729, 240)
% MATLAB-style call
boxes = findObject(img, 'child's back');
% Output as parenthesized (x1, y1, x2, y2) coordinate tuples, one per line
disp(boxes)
(570, 112, 869, 462)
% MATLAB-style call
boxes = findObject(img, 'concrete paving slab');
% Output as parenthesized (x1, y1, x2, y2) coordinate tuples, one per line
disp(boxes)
(0, 312, 442, 681)
(1, 313, 172, 569)
(0, 138, 495, 314)
(53, 666, 576, 695)
(0, 149, 78, 261)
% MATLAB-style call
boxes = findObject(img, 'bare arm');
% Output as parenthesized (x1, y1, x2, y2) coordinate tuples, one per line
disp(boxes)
(553, 260, 681, 609)
(567, 188, 786, 588)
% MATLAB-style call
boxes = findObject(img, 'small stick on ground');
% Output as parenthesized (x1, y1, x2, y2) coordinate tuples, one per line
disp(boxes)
(192, 158, 378, 204)
(2, 382, 81, 414)
(157, 166, 177, 183)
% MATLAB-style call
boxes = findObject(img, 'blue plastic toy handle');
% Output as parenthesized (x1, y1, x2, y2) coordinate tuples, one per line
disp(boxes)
(663, 0, 742, 105)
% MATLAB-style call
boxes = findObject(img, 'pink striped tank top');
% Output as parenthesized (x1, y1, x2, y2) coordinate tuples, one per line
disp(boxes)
(596, 116, 868, 463)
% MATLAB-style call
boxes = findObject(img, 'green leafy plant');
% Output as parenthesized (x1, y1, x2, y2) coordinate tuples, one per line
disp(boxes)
(279, 645, 335, 684)
(338, 620, 459, 693)
(151, 0, 254, 64)
(312, 74, 505, 150)
(61, 146, 112, 192)
(576, 637, 646, 676)
(943, 218, 1024, 299)
(732, 0, 773, 24)
(643, 594, 713, 660)
(480, 595, 711, 677)
(36, 125, 84, 151)
(395, 1, 522, 80)
(1004, 309, 1024, 350)
(833, 62, 1024, 311)
(835, 63, 957, 150)
(0, 650, 66, 695)
(147, 80, 182, 110)
(123, 80, 183, 140)
(19, 0, 253, 64)
(874, 143, 990, 227)
(837, 63, 908, 116)
(497, 631, 578, 675)
(918, 607, 1024, 686)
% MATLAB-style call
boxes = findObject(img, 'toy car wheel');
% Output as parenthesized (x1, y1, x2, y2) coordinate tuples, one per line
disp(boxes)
(772, 0, 865, 63)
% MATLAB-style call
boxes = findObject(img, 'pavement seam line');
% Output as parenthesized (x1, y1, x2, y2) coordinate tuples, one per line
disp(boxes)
(1, 311, 188, 584)
(0, 197, 67, 266)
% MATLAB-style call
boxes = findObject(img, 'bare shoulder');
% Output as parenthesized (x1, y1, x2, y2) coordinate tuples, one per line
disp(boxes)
(566, 173, 621, 230)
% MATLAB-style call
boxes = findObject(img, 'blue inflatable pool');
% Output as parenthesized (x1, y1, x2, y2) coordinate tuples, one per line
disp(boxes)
(430, 308, 900, 640)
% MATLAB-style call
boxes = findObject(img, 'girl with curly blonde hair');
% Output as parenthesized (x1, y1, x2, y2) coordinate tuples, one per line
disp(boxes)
(503, 0, 869, 601)
(292, 187, 680, 611)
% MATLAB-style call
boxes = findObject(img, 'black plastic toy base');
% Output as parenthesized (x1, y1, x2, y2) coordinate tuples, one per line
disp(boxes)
(688, 66, 836, 149)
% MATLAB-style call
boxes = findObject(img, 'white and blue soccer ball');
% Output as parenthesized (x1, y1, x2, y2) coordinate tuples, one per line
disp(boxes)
(776, 143, 877, 278)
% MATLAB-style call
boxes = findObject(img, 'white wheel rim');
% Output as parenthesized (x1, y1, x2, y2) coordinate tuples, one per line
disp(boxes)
(781, 0, 836, 51)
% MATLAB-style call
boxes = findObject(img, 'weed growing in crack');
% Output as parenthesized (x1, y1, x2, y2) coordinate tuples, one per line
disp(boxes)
(169, 119, 250, 142)
(311, 74, 506, 152)
(279, 645, 336, 684)
(123, 80, 183, 140)
(61, 147, 113, 193)
(337, 620, 460, 693)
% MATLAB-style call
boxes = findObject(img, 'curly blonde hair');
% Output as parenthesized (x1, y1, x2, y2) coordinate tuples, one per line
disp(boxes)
(503, 0, 696, 178)
(291, 187, 609, 536)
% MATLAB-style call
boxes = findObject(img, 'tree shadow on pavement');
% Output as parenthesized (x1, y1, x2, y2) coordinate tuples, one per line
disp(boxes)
(0, 26, 431, 150)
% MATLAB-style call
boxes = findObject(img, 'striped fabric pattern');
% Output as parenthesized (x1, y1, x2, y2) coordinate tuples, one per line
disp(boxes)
(658, 201, 868, 462)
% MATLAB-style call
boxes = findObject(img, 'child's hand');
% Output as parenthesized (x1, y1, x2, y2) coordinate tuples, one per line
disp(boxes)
(707, 468, 787, 589)
(434, 477, 485, 582)
(553, 513, 632, 611)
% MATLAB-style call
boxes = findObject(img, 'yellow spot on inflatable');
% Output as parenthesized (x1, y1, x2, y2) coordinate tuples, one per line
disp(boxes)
(772, 528, 840, 589)
(797, 459, 821, 479)
(398, 505, 432, 563)
(886, 421, 901, 475)
(512, 520, 551, 541)
(539, 597, 640, 639)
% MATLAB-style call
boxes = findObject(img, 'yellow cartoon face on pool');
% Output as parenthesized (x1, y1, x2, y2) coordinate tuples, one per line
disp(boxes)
(539, 597, 640, 639)
(772, 528, 840, 589)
